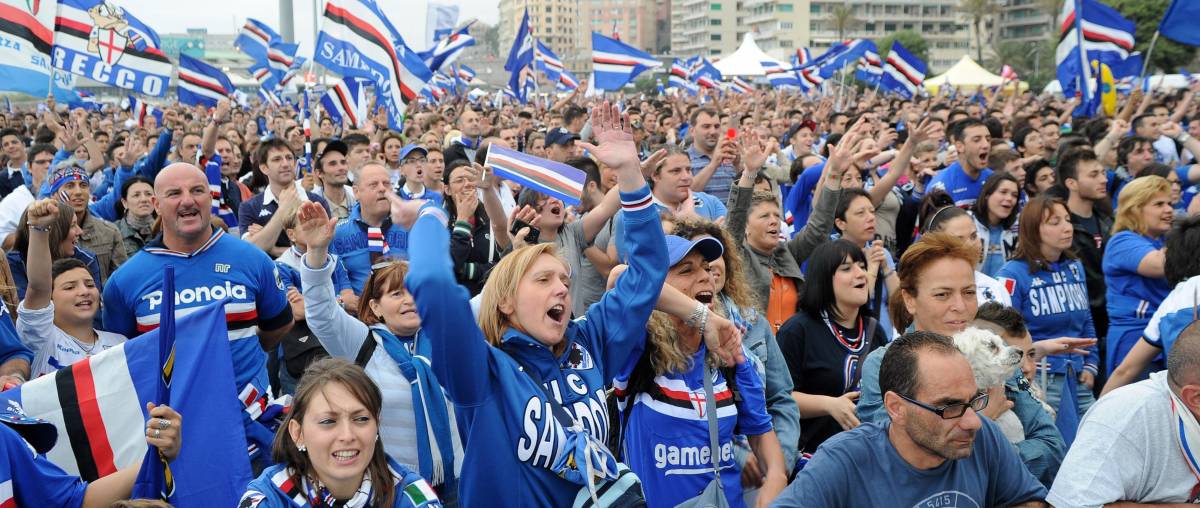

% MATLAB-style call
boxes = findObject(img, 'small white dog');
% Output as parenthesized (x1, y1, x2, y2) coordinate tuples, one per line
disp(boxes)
(953, 327, 1025, 444)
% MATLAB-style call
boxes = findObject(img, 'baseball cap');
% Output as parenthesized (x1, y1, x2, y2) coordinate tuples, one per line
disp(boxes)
(0, 402, 57, 454)
(319, 139, 348, 159)
(400, 144, 428, 161)
(665, 235, 724, 266)
(545, 127, 580, 146)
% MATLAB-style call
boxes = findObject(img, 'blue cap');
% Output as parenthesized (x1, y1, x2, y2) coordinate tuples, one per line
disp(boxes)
(545, 127, 580, 146)
(665, 235, 723, 266)
(0, 401, 57, 454)
(400, 144, 428, 161)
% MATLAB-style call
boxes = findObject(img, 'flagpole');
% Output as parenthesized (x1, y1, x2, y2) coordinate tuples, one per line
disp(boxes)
(1140, 31, 1160, 78)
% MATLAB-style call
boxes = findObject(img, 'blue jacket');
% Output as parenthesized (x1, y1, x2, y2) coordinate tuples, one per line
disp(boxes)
(997, 258, 1099, 376)
(406, 186, 668, 508)
(240, 456, 441, 507)
(331, 205, 411, 295)
(1005, 373, 1065, 489)
(928, 162, 992, 207)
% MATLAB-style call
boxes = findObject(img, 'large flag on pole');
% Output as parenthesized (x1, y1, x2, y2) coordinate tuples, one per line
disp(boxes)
(314, 0, 432, 131)
(855, 43, 883, 86)
(321, 77, 367, 129)
(591, 32, 661, 90)
(177, 54, 234, 108)
(0, 291, 252, 506)
(52, 0, 172, 96)
(420, 23, 474, 74)
(762, 60, 800, 88)
(266, 41, 299, 82)
(0, 0, 76, 100)
(234, 18, 280, 63)
(880, 41, 927, 99)
(1159, 0, 1200, 46)
(1055, 0, 1134, 100)
(503, 9, 535, 104)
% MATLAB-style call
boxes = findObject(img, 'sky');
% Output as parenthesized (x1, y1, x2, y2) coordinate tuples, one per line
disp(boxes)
(119, 0, 498, 53)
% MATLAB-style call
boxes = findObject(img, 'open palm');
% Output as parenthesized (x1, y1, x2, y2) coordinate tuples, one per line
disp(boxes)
(295, 202, 337, 251)
(579, 101, 639, 171)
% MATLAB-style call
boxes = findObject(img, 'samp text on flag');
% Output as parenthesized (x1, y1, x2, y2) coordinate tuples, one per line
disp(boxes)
(881, 40, 927, 99)
(177, 53, 234, 108)
(485, 144, 586, 206)
(52, 0, 172, 96)
(0, 0, 81, 100)
(1161, 0, 1200, 46)
(591, 31, 661, 90)
(315, 0, 432, 131)
(234, 18, 280, 63)
(0, 297, 251, 507)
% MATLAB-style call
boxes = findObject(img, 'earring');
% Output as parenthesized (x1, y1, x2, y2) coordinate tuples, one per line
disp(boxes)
(297, 443, 307, 452)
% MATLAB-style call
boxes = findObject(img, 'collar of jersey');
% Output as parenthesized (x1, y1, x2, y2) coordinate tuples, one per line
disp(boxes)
(501, 322, 581, 368)
(144, 227, 225, 258)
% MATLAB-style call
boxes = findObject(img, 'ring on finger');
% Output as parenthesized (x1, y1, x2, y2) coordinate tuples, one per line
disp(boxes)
(156, 418, 171, 430)
(153, 428, 161, 439)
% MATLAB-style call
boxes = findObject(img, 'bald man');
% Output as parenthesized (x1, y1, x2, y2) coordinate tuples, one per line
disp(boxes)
(102, 162, 293, 457)
(328, 162, 411, 292)
(1048, 321, 1200, 506)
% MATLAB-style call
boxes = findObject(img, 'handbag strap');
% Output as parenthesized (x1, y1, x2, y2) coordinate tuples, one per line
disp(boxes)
(701, 361, 725, 494)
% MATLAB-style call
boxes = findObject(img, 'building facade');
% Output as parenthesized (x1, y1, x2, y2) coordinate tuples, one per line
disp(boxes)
(998, 0, 1054, 44)
(670, 0, 808, 59)
(808, 0, 977, 73)
(498, 0, 586, 71)
(584, 0, 668, 55)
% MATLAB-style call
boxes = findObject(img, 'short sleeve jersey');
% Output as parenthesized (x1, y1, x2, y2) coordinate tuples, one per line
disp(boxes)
(0, 423, 87, 507)
(101, 229, 291, 408)
(928, 162, 993, 208)
(1103, 231, 1170, 328)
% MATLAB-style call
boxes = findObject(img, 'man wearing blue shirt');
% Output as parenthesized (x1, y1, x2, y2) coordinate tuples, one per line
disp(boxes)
(929, 118, 993, 208)
(331, 163, 409, 294)
(772, 331, 1047, 508)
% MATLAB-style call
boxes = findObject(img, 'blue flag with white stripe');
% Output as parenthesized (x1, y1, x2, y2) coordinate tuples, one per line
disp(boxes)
(503, 9, 535, 103)
(1160, 0, 1200, 46)
(177, 54, 234, 108)
(419, 23, 474, 74)
(234, 18, 281, 63)
(591, 32, 661, 90)
(1054, 0, 1136, 100)
(880, 41, 927, 99)
(52, 0, 173, 96)
(762, 60, 800, 87)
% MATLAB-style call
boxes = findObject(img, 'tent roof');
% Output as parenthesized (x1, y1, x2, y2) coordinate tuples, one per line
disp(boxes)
(924, 55, 1005, 88)
(713, 33, 786, 77)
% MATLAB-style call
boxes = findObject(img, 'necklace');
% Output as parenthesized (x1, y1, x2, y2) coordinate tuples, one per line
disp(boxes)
(69, 332, 98, 355)
(821, 311, 866, 353)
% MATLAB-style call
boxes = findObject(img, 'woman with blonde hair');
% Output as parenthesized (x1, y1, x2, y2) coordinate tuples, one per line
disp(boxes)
(1102, 175, 1174, 374)
(397, 103, 740, 507)
(241, 358, 441, 507)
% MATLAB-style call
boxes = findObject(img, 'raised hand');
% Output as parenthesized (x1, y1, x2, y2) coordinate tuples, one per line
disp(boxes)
(703, 311, 745, 367)
(639, 148, 668, 179)
(906, 117, 940, 147)
(387, 193, 426, 230)
(27, 199, 59, 229)
(454, 188, 479, 222)
(740, 129, 769, 174)
(294, 201, 337, 251)
(577, 101, 639, 173)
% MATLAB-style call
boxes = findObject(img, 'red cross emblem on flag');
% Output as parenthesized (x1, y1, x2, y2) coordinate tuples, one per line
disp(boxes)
(93, 28, 127, 66)
(688, 390, 707, 417)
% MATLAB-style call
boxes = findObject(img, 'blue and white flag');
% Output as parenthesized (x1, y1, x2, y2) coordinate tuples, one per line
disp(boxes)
(762, 60, 800, 87)
(277, 56, 306, 90)
(127, 96, 162, 127)
(52, 0, 173, 96)
(556, 69, 580, 91)
(257, 87, 281, 107)
(420, 23, 474, 74)
(729, 76, 754, 94)
(0, 0, 78, 101)
(248, 61, 275, 89)
(591, 32, 661, 90)
(881, 41, 927, 99)
(856, 43, 883, 86)
(425, 2, 459, 47)
(0, 294, 251, 507)
(690, 58, 722, 89)
(1159, 0, 1200, 47)
(503, 9, 535, 103)
(266, 40, 298, 82)
(234, 18, 280, 63)
(320, 77, 366, 128)
(534, 39, 565, 83)
(668, 58, 693, 90)
(485, 144, 586, 206)
(315, 0, 432, 131)
(177, 53, 234, 108)
(1055, 0, 1135, 100)
(66, 90, 104, 111)
(795, 39, 872, 79)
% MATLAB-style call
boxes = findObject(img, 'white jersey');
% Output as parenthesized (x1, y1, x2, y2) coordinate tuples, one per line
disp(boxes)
(16, 301, 126, 378)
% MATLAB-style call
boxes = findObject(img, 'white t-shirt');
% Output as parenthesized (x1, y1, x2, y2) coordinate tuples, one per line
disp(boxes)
(16, 301, 126, 378)
(976, 271, 1013, 307)
(1047, 371, 1200, 507)
(0, 185, 33, 240)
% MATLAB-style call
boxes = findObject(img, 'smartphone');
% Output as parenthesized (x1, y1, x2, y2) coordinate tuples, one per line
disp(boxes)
(510, 219, 539, 244)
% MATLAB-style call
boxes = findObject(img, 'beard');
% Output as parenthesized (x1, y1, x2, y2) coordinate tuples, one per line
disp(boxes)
(903, 414, 977, 463)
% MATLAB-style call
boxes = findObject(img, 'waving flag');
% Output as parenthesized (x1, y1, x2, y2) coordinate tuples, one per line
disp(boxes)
(127, 96, 162, 127)
(277, 56, 306, 90)
(315, 0, 432, 131)
(691, 58, 722, 89)
(0, 294, 251, 507)
(795, 39, 872, 79)
(856, 44, 883, 86)
(1159, 0, 1200, 46)
(881, 41, 927, 99)
(503, 9, 535, 103)
(321, 77, 366, 128)
(177, 54, 234, 108)
(1055, 0, 1135, 100)
(762, 60, 800, 87)
(67, 90, 104, 111)
(247, 61, 275, 89)
(234, 18, 280, 63)
(485, 144, 586, 206)
(52, 0, 172, 96)
(0, 0, 78, 100)
(729, 77, 754, 94)
(420, 23, 474, 73)
(257, 87, 281, 107)
(454, 63, 476, 83)
(591, 32, 661, 90)
(557, 69, 580, 91)
(425, 2, 458, 46)
(534, 39, 565, 83)
(266, 40, 298, 82)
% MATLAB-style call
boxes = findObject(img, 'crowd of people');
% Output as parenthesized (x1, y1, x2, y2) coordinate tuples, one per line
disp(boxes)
(0, 78, 1197, 507)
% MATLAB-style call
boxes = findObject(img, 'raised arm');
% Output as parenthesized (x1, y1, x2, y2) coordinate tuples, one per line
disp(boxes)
(294, 202, 372, 359)
(869, 118, 937, 207)
(200, 100, 231, 160)
(20, 200, 57, 311)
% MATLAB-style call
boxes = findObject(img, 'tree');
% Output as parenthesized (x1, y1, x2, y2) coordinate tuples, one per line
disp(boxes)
(994, 39, 1057, 91)
(831, 2, 859, 41)
(1106, 0, 1195, 74)
(877, 30, 930, 65)
(958, 0, 1001, 62)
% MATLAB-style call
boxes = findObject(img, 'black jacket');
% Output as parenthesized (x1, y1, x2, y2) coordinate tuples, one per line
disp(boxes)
(1070, 207, 1114, 336)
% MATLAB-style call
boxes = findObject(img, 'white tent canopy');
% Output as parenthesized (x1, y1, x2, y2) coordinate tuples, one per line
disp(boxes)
(924, 55, 1006, 89)
(713, 33, 787, 77)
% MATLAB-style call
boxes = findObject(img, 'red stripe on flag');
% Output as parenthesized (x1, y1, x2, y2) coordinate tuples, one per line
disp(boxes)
(0, 3, 53, 47)
(73, 359, 118, 478)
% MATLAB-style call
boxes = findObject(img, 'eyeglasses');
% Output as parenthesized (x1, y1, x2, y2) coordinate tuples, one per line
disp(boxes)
(897, 392, 989, 420)
(402, 158, 427, 166)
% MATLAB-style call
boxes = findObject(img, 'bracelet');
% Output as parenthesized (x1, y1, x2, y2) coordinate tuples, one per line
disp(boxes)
(684, 301, 706, 328)
(1177, 132, 1192, 144)
(697, 306, 709, 337)
(28, 224, 50, 233)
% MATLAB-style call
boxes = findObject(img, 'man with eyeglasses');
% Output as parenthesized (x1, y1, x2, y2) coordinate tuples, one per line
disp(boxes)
(0, 144, 56, 240)
(772, 331, 1047, 507)
(395, 144, 443, 206)
(1048, 321, 1200, 506)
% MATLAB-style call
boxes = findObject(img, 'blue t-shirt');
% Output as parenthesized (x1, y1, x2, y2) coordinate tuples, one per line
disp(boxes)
(0, 422, 88, 507)
(770, 419, 1047, 508)
(783, 163, 825, 235)
(241, 455, 441, 507)
(928, 162, 993, 208)
(101, 228, 292, 451)
(997, 259, 1099, 375)
(1103, 231, 1170, 329)
(617, 345, 772, 508)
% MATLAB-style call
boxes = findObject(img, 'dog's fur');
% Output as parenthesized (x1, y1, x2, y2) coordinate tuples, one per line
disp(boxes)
(953, 326, 1026, 443)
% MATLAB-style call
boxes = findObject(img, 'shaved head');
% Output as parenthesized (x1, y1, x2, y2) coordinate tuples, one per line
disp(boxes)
(1169, 321, 1200, 388)
(153, 162, 212, 249)
(154, 162, 206, 193)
